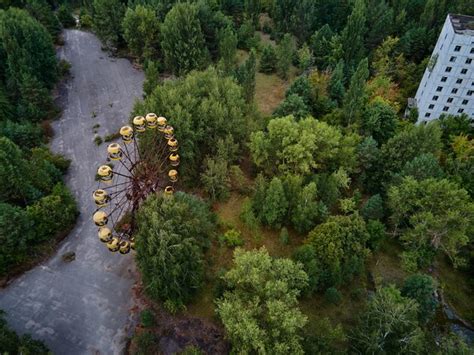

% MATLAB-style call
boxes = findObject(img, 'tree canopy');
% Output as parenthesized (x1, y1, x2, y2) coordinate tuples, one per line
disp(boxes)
(216, 248, 308, 354)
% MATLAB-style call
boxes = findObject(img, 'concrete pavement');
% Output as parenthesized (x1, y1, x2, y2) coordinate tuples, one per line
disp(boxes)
(0, 30, 144, 354)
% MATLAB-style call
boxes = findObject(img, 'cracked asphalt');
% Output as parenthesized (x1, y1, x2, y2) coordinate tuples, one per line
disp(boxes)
(0, 30, 144, 354)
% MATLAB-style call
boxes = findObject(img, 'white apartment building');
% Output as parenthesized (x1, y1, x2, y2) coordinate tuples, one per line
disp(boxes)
(413, 14, 474, 122)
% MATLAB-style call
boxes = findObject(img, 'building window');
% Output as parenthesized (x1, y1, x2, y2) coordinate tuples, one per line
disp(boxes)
(467, 58, 473, 64)
(425, 112, 431, 117)
(441, 76, 447, 82)
(450, 56, 457, 62)
(456, 79, 463, 84)
(447, 97, 454, 103)
(468, 90, 474, 96)
(436, 86, 443, 92)
(429, 104, 434, 109)
(433, 95, 439, 101)
(446, 66, 452, 72)
(458, 109, 464, 113)
(454, 45, 461, 52)
(462, 99, 468, 105)
(451, 88, 458, 94)
(461, 68, 468, 74)
(443, 106, 449, 112)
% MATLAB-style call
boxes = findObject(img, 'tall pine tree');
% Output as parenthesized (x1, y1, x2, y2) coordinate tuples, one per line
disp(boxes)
(341, 0, 367, 73)
(161, 2, 209, 75)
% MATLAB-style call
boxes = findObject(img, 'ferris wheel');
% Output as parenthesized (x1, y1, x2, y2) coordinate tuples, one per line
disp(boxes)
(92, 113, 179, 254)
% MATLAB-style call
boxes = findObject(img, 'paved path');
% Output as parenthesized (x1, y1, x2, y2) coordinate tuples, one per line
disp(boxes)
(0, 30, 144, 354)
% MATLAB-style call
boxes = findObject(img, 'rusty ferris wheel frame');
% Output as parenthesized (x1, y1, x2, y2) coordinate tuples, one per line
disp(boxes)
(92, 113, 180, 254)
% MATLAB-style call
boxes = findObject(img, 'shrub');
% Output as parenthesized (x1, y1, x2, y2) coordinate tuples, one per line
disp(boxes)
(219, 229, 244, 247)
(239, 197, 259, 231)
(140, 309, 155, 328)
(361, 194, 384, 221)
(279, 227, 289, 245)
(94, 135, 103, 145)
(366, 220, 386, 250)
(325, 287, 342, 304)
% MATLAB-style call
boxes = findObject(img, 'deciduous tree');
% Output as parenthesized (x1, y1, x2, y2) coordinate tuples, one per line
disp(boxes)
(216, 248, 308, 354)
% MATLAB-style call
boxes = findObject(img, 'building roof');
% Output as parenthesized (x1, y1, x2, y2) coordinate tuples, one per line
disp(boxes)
(449, 14, 474, 36)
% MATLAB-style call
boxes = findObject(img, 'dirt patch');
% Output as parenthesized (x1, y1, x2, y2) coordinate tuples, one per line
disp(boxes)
(129, 283, 229, 355)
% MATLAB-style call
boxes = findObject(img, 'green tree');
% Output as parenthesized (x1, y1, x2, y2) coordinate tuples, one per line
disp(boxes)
(399, 153, 444, 181)
(161, 2, 208, 75)
(135, 192, 215, 305)
(136, 228, 203, 307)
(0, 137, 41, 204)
(142, 60, 160, 97)
(343, 58, 369, 126)
(310, 24, 334, 69)
(380, 122, 442, 188)
(25, 0, 61, 40)
(341, 0, 367, 71)
(388, 177, 474, 270)
(135, 68, 247, 182)
(244, 0, 261, 26)
(216, 248, 308, 354)
(0, 203, 32, 275)
(273, 94, 310, 120)
(217, 25, 237, 74)
(353, 285, 425, 354)
(296, 43, 312, 71)
(57, 4, 76, 28)
(291, 182, 327, 233)
(0, 8, 57, 118)
(0, 120, 43, 149)
(328, 60, 345, 105)
(200, 157, 229, 201)
(361, 97, 397, 144)
(307, 213, 369, 287)
(122, 5, 160, 61)
(235, 49, 256, 102)
(402, 274, 438, 323)
(293, 244, 320, 294)
(0, 311, 49, 354)
(276, 33, 294, 79)
(262, 177, 288, 227)
(361, 194, 384, 221)
(259, 44, 277, 74)
(26, 183, 78, 242)
(365, 0, 393, 50)
(92, 0, 125, 48)
(249, 116, 359, 176)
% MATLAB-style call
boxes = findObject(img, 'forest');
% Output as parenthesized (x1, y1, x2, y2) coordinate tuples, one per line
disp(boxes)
(0, 0, 474, 353)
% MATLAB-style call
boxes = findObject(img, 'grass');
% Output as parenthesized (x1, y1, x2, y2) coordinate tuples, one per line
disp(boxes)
(255, 67, 299, 116)
(436, 257, 474, 324)
(186, 193, 303, 320)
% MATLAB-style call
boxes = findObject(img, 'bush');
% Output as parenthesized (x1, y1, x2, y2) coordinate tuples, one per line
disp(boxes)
(94, 135, 103, 145)
(366, 219, 386, 250)
(402, 274, 438, 323)
(219, 229, 244, 247)
(0, 310, 49, 354)
(293, 244, 321, 294)
(239, 197, 259, 231)
(279, 227, 289, 245)
(259, 45, 277, 73)
(58, 59, 71, 77)
(79, 11, 93, 28)
(134, 331, 157, 354)
(140, 309, 155, 328)
(361, 194, 384, 221)
(57, 4, 76, 28)
(325, 287, 342, 304)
